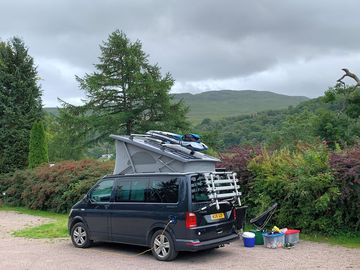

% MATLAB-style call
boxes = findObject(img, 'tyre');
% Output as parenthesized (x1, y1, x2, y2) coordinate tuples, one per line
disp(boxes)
(151, 230, 178, 261)
(70, 222, 92, 248)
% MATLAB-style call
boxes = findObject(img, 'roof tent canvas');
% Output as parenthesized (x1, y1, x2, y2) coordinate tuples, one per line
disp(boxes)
(110, 134, 220, 174)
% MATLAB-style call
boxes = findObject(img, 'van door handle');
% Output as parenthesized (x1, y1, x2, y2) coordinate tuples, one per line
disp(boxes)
(104, 204, 110, 209)
(166, 205, 177, 209)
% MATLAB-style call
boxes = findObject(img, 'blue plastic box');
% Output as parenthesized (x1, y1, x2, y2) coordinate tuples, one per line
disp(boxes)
(262, 232, 285, 248)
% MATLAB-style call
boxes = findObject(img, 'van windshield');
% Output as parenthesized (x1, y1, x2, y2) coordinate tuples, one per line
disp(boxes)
(191, 174, 210, 202)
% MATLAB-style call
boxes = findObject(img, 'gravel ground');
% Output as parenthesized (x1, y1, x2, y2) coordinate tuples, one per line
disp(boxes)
(0, 211, 359, 270)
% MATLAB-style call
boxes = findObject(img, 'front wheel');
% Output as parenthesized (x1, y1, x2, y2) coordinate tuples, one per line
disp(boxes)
(70, 222, 92, 248)
(151, 230, 178, 261)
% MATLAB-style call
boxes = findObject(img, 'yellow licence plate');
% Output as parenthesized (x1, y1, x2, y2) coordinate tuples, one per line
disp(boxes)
(210, 213, 225, 220)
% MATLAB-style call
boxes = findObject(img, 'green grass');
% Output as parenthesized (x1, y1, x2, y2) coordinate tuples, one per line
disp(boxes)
(0, 206, 68, 239)
(301, 232, 360, 249)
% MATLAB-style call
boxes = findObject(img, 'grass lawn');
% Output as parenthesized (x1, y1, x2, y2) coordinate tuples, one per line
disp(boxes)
(301, 233, 360, 249)
(0, 206, 68, 238)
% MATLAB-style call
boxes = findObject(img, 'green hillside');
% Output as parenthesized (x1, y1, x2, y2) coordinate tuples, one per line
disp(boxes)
(173, 90, 309, 123)
(44, 90, 309, 124)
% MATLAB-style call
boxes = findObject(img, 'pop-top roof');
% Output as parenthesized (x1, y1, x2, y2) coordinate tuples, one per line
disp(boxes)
(110, 134, 220, 174)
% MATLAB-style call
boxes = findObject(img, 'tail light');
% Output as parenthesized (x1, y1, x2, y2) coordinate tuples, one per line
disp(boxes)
(186, 212, 197, 229)
(233, 208, 237, 220)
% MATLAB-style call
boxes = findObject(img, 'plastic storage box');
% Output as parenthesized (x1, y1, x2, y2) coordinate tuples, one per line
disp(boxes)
(285, 229, 300, 244)
(262, 232, 285, 249)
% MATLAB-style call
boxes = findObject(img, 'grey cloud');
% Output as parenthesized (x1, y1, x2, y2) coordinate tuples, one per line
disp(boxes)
(1, 0, 360, 106)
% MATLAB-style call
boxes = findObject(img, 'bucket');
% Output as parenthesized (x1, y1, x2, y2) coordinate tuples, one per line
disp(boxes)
(251, 229, 264, 245)
(242, 232, 256, 248)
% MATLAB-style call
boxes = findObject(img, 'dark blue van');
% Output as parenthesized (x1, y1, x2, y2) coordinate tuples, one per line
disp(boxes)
(68, 172, 239, 261)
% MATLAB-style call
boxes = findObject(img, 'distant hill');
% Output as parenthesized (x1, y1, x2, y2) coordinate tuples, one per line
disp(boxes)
(44, 107, 59, 116)
(44, 90, 309, 124)
(173, 90, 309, 123)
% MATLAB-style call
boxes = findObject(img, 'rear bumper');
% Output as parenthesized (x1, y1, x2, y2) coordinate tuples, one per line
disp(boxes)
(174, 233, 239, 251)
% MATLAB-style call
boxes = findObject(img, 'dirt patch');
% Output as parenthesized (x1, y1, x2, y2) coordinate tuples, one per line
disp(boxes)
(0, 211, 53, 239)
(0, 211, 359, 270)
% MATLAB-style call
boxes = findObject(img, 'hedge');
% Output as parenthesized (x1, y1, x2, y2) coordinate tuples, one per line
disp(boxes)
(0, 160, 113, 213)
(1, 146, 359, 235)
(221, 144, 360, 234)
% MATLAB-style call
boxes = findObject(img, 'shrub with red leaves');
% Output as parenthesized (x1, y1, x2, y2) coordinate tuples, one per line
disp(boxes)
(330, 148, 360, 231)
(0, 160, 114, 213)
(218, 146, 262, 203)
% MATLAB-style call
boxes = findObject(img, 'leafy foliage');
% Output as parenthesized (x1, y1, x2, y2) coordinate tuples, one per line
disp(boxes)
(45, 110, 87, 161)
(196, 96, 360, 150)
(0, 160, 113, 213)
(0, 37, 43, 173)
(330, 147, 360, 231)
(219, 146, 261, 198)
(28, 121, 48, 168)
(221, 144, 359, 234)
(324, 84, 360, 119)
(248, 144, 341, 233)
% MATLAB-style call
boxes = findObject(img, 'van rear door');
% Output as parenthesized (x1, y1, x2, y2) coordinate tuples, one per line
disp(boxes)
(189, 174, 236, 241)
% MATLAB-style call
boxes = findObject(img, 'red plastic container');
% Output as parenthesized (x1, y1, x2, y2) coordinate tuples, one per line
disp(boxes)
(285, 229, 300, 244)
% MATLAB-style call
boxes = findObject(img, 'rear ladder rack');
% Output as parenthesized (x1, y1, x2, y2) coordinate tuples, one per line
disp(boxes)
(204, 172, 242, 210)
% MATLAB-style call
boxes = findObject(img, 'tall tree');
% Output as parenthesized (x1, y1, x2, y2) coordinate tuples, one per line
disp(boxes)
(62, 30, 188, 145)
(0, 37, 42, 173)
(325, 68, 360, 118)
(46, 110, 86, 161)
(28, 121, 48, 168)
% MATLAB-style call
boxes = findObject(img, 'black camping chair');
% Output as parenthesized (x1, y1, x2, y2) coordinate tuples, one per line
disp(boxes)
(250, 203, 278, 230)
(235, 205, 248, 231)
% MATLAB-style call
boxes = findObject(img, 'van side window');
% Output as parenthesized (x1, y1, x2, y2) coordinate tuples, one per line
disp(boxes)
(90, 179, 114, 202)
(149, 178, 179, 203)
(115, 180, 131, 202)
(130, 180, 147, 201)
(115, 179, 148, 202)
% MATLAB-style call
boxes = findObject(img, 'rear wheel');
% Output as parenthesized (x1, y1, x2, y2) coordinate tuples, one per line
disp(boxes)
(71, 222, 92, 248)
(151, 230, 178, 261)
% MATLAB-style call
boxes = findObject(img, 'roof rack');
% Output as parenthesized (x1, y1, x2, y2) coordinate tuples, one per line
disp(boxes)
(110, 134, 220, 174)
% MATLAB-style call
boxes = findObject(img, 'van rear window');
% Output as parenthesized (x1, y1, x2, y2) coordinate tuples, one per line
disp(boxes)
(191, 174, 210, 202)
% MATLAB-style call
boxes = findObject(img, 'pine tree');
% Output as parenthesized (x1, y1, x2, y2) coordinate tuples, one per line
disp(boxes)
(0, 37, 43, 173)
(28, 121, 48, 168)
(61, 30, 189, 145)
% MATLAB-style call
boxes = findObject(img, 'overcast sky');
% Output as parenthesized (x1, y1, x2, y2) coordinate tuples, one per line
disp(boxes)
(1, 0, 360, 107)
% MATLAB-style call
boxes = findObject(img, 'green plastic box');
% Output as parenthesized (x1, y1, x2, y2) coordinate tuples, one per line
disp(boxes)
(251, 230, 264, 245)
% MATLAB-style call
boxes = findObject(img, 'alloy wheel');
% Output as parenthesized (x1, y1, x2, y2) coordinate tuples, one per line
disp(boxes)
(153, 234, 170, 258)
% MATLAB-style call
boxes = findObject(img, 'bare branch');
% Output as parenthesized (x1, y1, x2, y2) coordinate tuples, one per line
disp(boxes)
(337, 68, 360, 87)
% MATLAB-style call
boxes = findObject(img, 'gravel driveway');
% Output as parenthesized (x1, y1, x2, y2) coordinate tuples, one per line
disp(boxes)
(0, 211, 359, 270)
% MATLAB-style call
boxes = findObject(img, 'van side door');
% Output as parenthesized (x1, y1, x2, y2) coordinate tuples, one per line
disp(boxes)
(109, 176, 181, 246)
(84, 178, 114, 241)
(109, 176, 150, 245)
